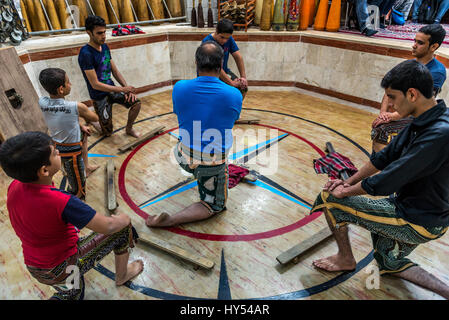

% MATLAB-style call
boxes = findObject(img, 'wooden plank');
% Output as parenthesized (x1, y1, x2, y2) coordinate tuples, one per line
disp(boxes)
(0, 47, 48, 140)
(276, 141, 353, 265)
(137, 232, 215, 270)
(118, 126, 165, 153)
(235, 119, 260, 124)
(276, 227, 333, 265)
(106, 159, 117, 212)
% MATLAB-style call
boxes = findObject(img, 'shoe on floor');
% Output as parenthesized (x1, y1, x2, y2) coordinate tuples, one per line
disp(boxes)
(362, 28, 378, 37)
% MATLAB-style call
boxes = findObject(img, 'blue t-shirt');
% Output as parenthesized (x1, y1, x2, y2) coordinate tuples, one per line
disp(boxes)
(202, 34, 239, 73)
(78, 44, 115, 100)
(59, 191, 96, 229)
(426, 58, 446, 92)
(173, 76, 242, 154)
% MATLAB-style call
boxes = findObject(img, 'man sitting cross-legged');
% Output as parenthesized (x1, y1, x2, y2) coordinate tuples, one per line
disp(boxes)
(146, 41, 242, 227)
(310, 60, 449, 299)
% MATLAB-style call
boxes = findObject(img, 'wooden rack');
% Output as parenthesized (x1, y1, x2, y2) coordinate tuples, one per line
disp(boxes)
(218, 0, 256, 32)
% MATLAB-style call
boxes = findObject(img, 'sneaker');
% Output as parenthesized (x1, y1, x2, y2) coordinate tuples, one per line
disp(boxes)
(362, 28, 378, 37)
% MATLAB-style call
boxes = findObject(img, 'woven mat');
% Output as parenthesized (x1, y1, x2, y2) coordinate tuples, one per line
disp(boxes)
(339, 22, 449, 47)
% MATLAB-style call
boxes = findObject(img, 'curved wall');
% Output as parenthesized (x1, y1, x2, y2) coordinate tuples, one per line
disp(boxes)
(13, 26, 449, 109)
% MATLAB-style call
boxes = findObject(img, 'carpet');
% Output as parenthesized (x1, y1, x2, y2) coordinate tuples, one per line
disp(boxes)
(339, 21, 449, 46)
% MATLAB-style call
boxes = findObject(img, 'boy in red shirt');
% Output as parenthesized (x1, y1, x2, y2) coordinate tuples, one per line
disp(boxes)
(0, 131, 143, 300)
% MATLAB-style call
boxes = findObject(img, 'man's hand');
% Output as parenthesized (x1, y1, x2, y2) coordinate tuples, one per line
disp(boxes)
(231, 79, 241, 88)
(125, 92, 137, 103)
(329, 184, 347, 199)
(239, 77, 248, 89)
(80, 124, 91, 136)
(121, 86, 136, 94)
(372, 112, 392, 128)
(323, 179, 350, 192)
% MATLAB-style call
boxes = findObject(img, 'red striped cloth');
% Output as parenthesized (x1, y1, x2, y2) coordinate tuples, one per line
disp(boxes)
(228, 164, 249, 189)
(313, 152, 358, 180)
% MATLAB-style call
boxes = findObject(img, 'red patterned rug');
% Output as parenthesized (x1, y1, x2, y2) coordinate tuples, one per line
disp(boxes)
(339, 22, 449, 47)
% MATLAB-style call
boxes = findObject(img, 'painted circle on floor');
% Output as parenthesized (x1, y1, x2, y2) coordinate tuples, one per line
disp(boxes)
(118, 124, 326, 241)
(88, 108, 373, 300)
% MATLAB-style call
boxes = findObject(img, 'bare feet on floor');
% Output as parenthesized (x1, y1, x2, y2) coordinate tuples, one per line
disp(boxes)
(312, 254, 356, 272)
(126, 128, 140, 138)
(86, 164, 100, 177)
(145, 212, 171, 228)
(116, 260, 144, 286)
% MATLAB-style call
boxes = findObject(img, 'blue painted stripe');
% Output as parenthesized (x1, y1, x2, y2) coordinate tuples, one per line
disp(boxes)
(88, 153, 117, 158)
(247, 180, 311, 209)
(94, 264, 207, 300)
(168, 132, 288, 162)
(217, 249, 232, 300)
(259, 250, 375, 300)
(230, 133, 289, 161)
(168, 131, 179, 139)
(139, 177, 309, 210)
(140, 180, 198, 209)
(93, 251, 374, 300)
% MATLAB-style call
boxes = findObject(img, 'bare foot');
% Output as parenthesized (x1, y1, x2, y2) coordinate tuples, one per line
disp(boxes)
(126, 128, 140, 138)
(86, 164, 100, 177)
(312, 254, 356, 272)
(145, 212, 171, 227)
(116, 260, 144, 286)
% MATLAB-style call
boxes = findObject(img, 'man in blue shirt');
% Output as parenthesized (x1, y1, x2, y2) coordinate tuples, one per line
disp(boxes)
(146, 41, 242, 228)
(78, 15, 141, 138)
(371, 24, 447, 152)
(312, 60, 449, 299)
(202, 19, 248, 99)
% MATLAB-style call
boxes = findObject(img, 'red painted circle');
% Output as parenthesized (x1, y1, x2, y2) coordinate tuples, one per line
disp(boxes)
(118, 124, 325, 241)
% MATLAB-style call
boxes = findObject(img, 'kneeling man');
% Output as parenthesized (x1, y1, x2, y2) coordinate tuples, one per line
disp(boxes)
(311, 60, 449, 299)
(146, 41, 243, 227)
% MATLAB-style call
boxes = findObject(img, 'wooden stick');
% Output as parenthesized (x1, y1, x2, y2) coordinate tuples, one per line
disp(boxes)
(137, 232, 215, 269)
(276, 141, 351, 265)
(276, 226, 333, 265)
(235, 119, 260, 124)
(106, 159, 117, 212)
(118, 126, 165, 153)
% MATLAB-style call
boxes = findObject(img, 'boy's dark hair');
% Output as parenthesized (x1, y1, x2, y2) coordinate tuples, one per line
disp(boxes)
(196, 41, 224, 73)
(39, 68, 66, 95)
(381, 60, 434, 99)
(85, 15, 106, 33)
(419, 24, 446, 49)
(0, 131, 53, 183)
(216, 18, 234, 34)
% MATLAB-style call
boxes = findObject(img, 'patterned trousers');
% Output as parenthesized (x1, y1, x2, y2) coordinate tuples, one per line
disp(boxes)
(26, 225, 135, 300)
(311, 191, 448, 274)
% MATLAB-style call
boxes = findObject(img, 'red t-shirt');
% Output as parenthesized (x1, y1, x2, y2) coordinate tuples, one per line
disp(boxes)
(7, 180, 96, 269)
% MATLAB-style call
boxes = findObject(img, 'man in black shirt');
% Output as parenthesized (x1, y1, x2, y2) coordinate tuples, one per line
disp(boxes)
(311, 60, 449, 299)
